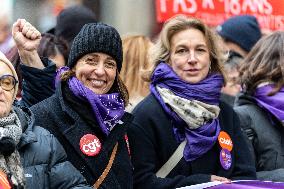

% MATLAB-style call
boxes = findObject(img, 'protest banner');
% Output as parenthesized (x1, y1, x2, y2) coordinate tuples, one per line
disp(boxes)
(156, 0, 284, 30)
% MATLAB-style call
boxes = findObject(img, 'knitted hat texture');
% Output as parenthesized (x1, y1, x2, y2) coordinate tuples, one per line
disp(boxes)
(68, 22, 123, 72)
(217, 15, 261, 52)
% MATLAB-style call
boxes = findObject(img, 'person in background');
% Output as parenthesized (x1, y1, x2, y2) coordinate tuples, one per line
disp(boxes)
(216, 15, 261, 106)
(0, 13, 14, 54)
(120, 35, 152, 112)
(49, 5, 97, 49)
(0, 51, 92, 189)
(128, 15, 256, 189)
(37, 33, 69, 69)
(13, 18, 133, 188)
(220, 54, 241, 106)
(234, 31, 284, 182)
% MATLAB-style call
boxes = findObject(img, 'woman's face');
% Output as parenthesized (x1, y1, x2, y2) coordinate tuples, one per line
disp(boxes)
(74, 52, 117, 94)
(0, 63, 14, 118)
(169, 28, 211, 84)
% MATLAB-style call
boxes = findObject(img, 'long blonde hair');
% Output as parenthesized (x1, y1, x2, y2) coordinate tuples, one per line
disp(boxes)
(120, 35, 153, 100)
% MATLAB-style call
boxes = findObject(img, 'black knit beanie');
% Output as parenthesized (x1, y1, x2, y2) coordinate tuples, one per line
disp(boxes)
(216, 15, 261, 52)
(68, 22, 123, 72)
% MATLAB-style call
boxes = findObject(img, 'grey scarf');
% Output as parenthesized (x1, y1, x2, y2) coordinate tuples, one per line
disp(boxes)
(0, 110, 25, 188)
(157, 87, 220, 129)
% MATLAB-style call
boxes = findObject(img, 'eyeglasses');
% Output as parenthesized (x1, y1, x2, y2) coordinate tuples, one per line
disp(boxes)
(0, 75, 18, 91)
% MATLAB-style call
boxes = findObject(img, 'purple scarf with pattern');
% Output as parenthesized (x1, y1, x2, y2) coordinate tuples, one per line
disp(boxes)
(254, 84, 284, 124)
(56, 67, 125, 135)
(150, 62, 224, 161)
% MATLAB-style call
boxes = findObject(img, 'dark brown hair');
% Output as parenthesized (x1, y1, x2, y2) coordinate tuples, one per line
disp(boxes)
(239, 31, 284, 95)
(38, 33, 69, 64)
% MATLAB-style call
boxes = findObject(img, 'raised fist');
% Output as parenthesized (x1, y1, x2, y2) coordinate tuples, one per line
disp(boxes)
(12, 19, 41, 52)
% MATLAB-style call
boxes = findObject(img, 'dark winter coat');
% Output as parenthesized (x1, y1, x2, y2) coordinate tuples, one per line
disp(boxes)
(234, 92, 284, 181)
(30, 81, 133, 189)
(128, 94, 256, 189)
(13, 105, 91, 189)
(19, 58, 56, 107)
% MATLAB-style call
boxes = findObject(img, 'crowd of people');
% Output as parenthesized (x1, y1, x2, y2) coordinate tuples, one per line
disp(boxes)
(0, 4, 284, 189)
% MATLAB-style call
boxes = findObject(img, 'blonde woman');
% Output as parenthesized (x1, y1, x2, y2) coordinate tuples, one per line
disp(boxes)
(120, 35, 153, 111)
(128, 15, 256, 189)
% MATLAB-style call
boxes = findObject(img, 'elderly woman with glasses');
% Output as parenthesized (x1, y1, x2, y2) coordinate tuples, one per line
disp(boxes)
(0, 51, 92, 189)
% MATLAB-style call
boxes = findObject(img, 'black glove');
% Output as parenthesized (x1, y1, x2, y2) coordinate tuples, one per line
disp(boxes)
(0, 137, 16, 156)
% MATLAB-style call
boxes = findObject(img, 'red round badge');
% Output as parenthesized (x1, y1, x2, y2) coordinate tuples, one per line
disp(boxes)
(80, 134, 102, 156)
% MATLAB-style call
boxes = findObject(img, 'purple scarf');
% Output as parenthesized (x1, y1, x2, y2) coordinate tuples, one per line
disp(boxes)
(56, 67, 125, 136)
(254, 84, 284, 124)
(211, 180, 284, 189)
(151, 62, 224, 161)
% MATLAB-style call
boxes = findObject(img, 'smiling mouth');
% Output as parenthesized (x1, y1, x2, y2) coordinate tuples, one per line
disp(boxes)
(89, 79, 105, 87)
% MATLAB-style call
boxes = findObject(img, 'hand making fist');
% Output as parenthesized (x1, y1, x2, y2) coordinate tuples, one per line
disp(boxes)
(12, 19, 41, 52)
